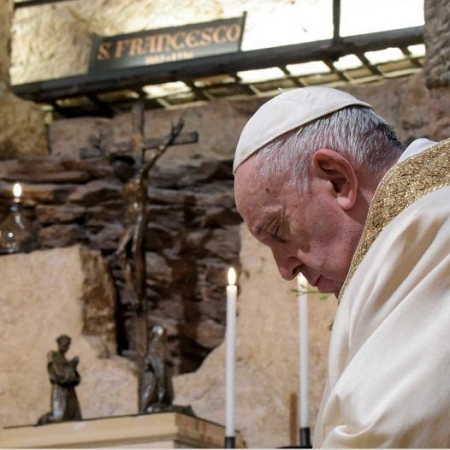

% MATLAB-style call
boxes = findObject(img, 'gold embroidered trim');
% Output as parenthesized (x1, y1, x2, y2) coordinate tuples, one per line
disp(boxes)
(339, 138, 450, 302)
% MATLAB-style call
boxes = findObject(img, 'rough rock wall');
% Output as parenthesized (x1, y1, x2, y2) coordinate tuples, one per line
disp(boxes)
(0, 99, 255, 375)
(424, 0, 450, 140)
(0, 156, 240, 375)
(0, 91, 48, 158)
(0, 72, 430, 374)
(424, 0, 450, 88)
(0, 0, 47, 159)
(0, 0, 12, 85)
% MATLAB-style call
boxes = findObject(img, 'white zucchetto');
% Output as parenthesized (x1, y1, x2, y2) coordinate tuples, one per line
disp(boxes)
(233, 86, 372, 173)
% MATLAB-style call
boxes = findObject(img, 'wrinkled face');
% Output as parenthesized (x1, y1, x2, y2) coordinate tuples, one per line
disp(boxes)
(234, 157, 362, 297)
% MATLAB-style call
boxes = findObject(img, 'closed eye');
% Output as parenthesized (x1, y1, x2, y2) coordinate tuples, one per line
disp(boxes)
(272, 226, 287, 243)
(271, 226, 279, 238)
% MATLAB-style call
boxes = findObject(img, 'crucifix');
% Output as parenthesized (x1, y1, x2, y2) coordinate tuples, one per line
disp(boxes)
(113, 101, 198, 413)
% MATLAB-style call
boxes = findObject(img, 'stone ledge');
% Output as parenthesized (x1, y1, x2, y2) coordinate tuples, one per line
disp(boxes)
(1, 412, 246, 449)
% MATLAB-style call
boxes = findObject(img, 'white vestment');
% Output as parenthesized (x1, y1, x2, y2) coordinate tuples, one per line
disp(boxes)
(314, 138, 450, 448)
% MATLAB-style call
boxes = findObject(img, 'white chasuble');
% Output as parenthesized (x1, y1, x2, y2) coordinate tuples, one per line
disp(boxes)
(314, 139, 450, 448)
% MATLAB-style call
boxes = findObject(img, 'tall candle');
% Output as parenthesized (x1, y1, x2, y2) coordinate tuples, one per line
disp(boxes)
(298, 274, 309, 428)
(226, 267, 237, 439)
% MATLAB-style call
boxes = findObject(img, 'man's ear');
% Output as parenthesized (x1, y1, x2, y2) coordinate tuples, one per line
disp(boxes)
(312, 149, 358, 210)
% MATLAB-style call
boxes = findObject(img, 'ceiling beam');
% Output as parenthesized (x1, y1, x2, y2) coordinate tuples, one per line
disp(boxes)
(14, 0, 75, 8)
(11, 26, 424, 103)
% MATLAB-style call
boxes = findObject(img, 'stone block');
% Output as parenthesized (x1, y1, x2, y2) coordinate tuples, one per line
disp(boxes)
(424, 0, 450, 88)
(428, 87, 450, 140)
(0, 0, 12, 85)
(0, 92, 47, 158)
(49, 118, 113, 160)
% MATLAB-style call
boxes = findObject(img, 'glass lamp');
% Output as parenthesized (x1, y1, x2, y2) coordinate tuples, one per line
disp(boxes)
(0, 183, 36, 254)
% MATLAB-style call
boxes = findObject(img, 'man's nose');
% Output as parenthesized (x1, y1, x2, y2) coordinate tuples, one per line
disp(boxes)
(272, 250, 301, 281)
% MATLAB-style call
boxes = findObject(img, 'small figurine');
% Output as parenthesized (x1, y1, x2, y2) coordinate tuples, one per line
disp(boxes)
(140, 324, 174, 414)
(37, 334, 82, 425)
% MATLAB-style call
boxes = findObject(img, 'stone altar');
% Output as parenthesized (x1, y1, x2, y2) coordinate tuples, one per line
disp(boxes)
(0, 412, 246, 448)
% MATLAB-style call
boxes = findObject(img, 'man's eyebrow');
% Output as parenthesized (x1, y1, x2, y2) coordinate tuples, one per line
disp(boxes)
(254, 218, 279, 238)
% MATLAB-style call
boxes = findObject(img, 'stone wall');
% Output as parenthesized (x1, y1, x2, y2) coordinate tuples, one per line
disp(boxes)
(424, 0, 450, 140)
(0, 0, 12, 85)
(0, 0, 47, 159)
(0, 72, 431, 375)
(424, 0, 450, 89)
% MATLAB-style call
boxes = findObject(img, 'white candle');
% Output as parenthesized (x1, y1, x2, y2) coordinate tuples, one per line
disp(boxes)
(13, 183, 22, 201)
(226, 267, 237, 438)
(298, 274, 309, 428)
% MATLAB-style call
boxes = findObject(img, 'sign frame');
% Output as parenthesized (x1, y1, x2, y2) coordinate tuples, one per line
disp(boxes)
(89, 15, 246, 73)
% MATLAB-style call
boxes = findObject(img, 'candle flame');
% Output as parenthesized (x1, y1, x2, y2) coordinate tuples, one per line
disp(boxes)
(13, 183, 22, 198)
(227, 267, 237, 285)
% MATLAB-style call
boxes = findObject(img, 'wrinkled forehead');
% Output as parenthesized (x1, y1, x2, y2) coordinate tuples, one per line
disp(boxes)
(234, 156, 259, 205)
(234, 157, 282, 217)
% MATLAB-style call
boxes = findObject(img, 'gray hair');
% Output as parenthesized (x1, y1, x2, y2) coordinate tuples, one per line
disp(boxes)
(253, 106, 405, 190)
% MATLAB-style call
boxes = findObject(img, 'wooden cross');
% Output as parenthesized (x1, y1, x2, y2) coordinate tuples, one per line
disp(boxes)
(117, 101, 198, 413)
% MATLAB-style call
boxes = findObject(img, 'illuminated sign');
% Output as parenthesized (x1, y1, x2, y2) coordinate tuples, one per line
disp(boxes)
(89, 16, 246, 72)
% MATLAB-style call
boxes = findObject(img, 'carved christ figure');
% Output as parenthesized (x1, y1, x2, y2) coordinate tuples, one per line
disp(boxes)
(114, 107, 184, 311)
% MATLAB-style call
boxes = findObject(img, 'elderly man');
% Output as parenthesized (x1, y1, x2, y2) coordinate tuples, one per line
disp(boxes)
(233, 87, 450, 447)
